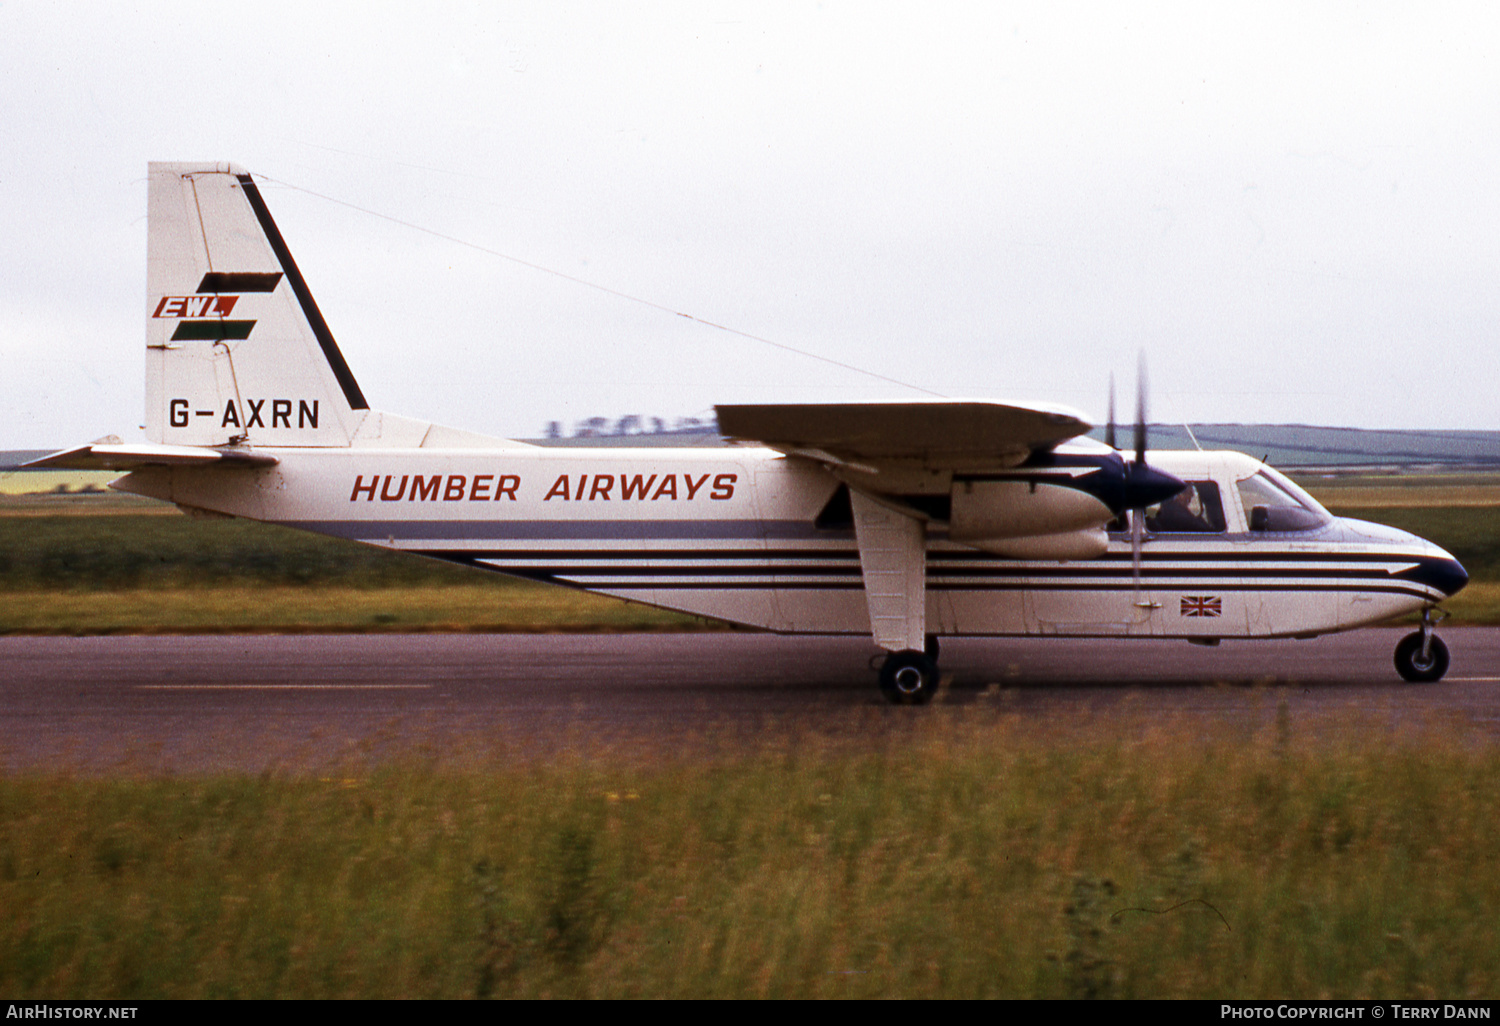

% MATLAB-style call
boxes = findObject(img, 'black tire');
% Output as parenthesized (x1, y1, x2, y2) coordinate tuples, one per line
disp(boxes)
(925, 634, 941, 661)
(879, 650, 940, 705)
(1394, 631, 1450, 683)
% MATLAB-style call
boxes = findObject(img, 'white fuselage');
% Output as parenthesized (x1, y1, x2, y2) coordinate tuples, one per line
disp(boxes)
(114, 446, 1459, 642)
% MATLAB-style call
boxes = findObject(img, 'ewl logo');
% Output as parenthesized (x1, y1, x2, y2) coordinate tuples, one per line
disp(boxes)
(153, 295, 240, 318)
(153, 271, 283, 342)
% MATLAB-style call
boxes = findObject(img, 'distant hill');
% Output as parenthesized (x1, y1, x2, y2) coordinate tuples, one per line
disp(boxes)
(530, 422, 1499, 469)
(1090, 425, 1500, 470)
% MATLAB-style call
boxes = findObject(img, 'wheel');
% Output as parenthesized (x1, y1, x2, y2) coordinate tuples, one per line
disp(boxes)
(925, 634, 941, 661)
(1394, 631, 1450, 683)
(879, 650, 940, 705)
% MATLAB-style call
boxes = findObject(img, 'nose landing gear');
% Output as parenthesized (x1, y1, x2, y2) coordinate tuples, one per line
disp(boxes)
(1394, 608, 1451, 683)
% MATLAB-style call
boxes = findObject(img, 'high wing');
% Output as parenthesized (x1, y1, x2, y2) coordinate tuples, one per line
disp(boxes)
(715, 399, 1091, 474)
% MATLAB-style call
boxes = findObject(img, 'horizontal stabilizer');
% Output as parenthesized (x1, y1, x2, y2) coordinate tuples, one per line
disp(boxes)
(22, 442, 278, 471)
(716, 400, 1091, 471)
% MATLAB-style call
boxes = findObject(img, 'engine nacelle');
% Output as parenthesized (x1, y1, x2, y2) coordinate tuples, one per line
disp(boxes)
(949, 480, 1112, 559)
(949, 480, 1113, 541)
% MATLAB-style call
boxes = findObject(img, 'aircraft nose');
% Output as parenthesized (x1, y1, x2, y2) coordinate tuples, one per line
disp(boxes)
(1424, 555, 1469, 598)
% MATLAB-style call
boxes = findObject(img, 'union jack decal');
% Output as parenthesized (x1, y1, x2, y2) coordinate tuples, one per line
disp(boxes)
(1180, 595, 1222, 617)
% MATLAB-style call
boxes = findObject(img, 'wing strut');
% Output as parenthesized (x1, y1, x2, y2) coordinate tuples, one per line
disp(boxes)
(850, 491, 940, 703)
(849, 490, 927, 654)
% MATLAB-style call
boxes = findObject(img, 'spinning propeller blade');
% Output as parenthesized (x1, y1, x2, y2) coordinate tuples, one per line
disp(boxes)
(1134, 352, 1148, 466)
(1117, 352, 1175, 608)
(1105, 373, 1116, 451)
(1106, 353, 1182, 513)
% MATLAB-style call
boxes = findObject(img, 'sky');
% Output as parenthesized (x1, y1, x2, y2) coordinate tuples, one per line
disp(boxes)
(3, 2, 1498, 448)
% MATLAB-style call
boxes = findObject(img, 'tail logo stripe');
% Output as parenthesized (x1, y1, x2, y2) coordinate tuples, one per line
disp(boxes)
(170, 321, 256, 342)
(197, 271, 282, 293)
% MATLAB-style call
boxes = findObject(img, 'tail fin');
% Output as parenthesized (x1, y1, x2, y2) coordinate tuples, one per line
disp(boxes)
(145, 162, 367, 446)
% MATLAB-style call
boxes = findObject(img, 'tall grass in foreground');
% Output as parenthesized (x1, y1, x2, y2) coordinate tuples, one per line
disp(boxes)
(2, 715, 1497, 998)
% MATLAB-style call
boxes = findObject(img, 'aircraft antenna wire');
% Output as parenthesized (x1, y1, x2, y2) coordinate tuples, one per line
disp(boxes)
(255, 174, 947, 399)
(1158, 386, 1203, 452)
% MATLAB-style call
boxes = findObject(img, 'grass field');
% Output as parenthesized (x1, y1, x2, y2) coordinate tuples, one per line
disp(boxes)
(2, 478, 1496, 632)
(0, 583, 715, 634)
(0, 497, 711, 633)
(2, 715, 1497, 999)
(1296, 473, 1500, 508)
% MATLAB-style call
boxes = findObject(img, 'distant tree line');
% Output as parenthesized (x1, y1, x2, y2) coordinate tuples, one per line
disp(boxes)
(543, 414, 721, 439)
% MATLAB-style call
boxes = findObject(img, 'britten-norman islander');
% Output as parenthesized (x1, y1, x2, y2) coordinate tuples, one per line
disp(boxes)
(27, 163, 1469, 703)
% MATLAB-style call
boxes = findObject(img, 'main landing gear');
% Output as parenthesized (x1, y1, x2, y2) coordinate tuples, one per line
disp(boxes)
(878, 635, 942, 705)
(1394, 608, 1451, 683)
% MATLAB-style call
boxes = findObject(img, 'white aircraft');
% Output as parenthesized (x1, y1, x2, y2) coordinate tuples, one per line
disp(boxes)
(28, 162, 1470, 703)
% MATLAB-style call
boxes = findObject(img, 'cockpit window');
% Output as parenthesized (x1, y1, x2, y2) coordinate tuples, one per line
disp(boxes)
(1144, 480, 1227, 533)
(1237, 471, 1331, 532)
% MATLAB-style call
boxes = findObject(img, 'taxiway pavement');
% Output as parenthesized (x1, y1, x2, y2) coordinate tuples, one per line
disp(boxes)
(2, 630, 1496, 771)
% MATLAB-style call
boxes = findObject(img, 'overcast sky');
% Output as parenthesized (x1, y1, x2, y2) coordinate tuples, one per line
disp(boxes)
(3, 2, 1498, 448)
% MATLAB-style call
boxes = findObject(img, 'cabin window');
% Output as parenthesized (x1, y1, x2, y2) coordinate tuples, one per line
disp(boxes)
(1236, 471, 1331, 532)
(1143, 480, 1227, 533)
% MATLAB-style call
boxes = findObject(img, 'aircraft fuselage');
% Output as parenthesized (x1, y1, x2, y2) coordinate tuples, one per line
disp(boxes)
(115, 446, 1465, 643)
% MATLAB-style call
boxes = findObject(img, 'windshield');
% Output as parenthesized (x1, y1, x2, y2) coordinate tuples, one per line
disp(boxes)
(1237, 469, 1331, 532)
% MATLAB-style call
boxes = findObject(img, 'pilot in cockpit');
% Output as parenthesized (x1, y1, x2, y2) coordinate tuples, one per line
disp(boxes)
(1147, 483, 1216, 533)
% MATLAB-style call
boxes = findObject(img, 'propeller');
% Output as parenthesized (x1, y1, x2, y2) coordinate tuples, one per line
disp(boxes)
(1130, 356, 1148, 605)
(1133, 352, 1147, 467)
(1131, 472, 1147, 606)
(1104, 372, 1116, 451)
(1104, 353, 1184, 608)
(1103, 355, 1179, 509)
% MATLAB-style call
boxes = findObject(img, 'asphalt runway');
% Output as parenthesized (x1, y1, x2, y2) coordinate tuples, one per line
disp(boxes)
(2, 629, 1497, 771)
